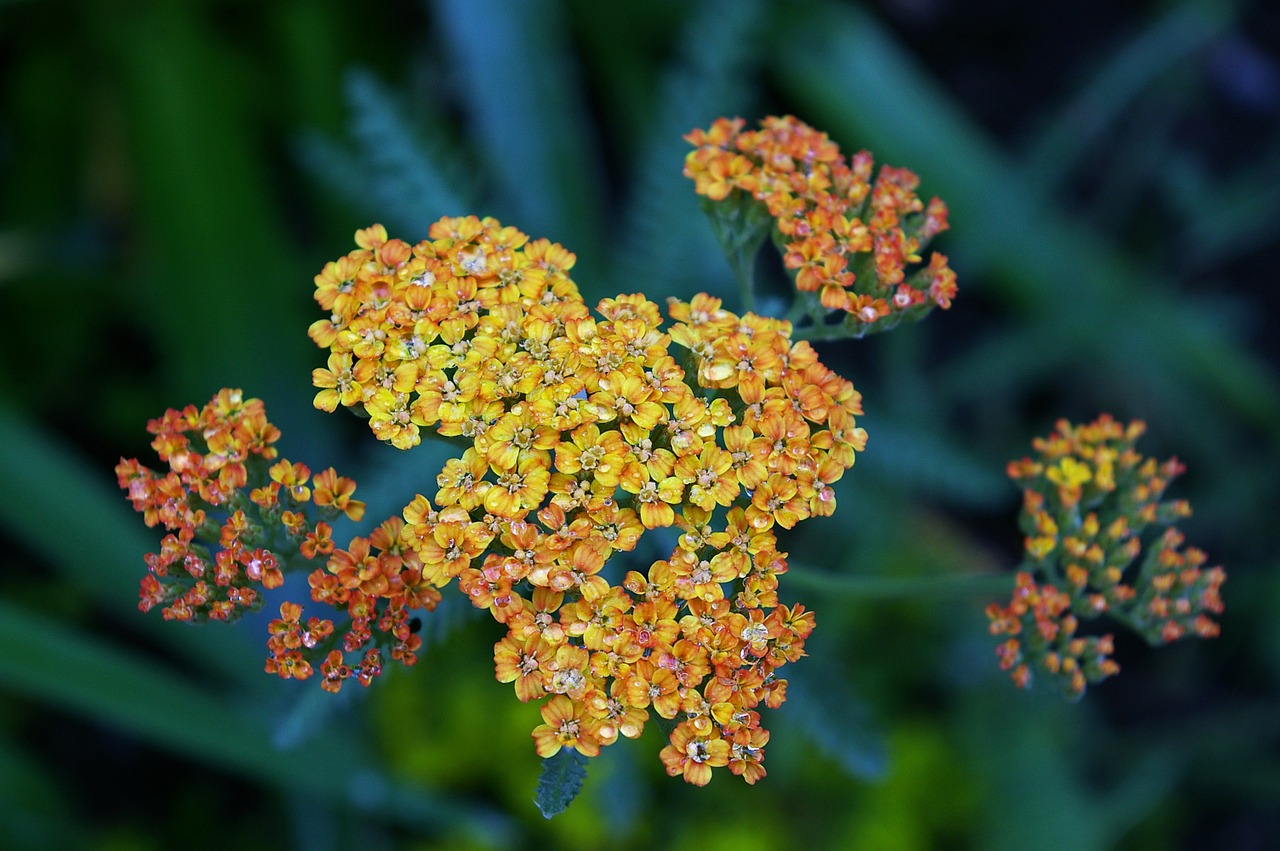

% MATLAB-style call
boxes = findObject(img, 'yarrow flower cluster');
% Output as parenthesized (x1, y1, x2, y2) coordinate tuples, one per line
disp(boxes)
(987, 415, 1225, 697)
(684, 115, 956, 335)
(115, 389, 440, 691)
(304, 215, 866, 784)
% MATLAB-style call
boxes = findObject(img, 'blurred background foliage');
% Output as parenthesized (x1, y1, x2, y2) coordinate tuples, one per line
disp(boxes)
(1, 0, 1278, 847)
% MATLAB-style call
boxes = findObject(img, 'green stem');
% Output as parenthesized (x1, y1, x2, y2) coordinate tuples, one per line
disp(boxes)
(786, 563, 1014, 600)
(725, 234, 761, 311)
(791, 317, 859, 343)
(702, 194, 773, 312)
(783, 289, 823, 327)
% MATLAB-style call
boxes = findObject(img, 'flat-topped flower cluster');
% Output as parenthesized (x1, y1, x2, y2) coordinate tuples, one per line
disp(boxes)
(987, 415, 1225, 697)
(684, 115, 955, 334)
(114, 389, 437, 690)
(306, 215, 867, 783)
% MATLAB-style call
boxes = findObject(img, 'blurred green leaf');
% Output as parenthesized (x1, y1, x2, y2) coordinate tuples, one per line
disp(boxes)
(0, 600, 310, 782)
(962, 693, 1182, 851)
(89, 0, 310, 400)
(782, 660, 888, 780)
(840, 722, 980, 848)
(298, 68, 474, 238)
(0, 599, 514, 844)
(583, 735, 645, 835)
(270, 678, 356, 750)
(608, 0, 768, 301)
(433, 0, 606, 272)
(1178, 142, 1280, 270)
(0, 733, 82, 850)
(534, 748, 588, 819)
(1023, 0, 1233, 191)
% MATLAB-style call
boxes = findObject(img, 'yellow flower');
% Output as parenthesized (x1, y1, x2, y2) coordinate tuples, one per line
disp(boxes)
(532, 695, 601, 758)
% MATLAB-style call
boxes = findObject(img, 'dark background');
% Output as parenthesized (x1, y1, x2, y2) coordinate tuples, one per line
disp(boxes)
(1, 0, 1277, 848)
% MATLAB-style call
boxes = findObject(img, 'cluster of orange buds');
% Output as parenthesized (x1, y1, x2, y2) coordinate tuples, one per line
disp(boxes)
(116, 389, 440, 692)
(683, 115, 956, 335)
(306, 216, 867, 784)
(987, 414, 1225, 697)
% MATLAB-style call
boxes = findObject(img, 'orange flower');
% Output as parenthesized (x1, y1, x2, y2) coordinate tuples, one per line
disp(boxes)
(269, 459, 312, 503)
(312, 352, 365, 412)
(532, 695, 601, 758)
(415, 507, 492, 586)
(994, 416, 1223, 697)
(684, 115, 956, 333)
(727, 725, 770, 784)
(659, 721, 729, 786)
(312, 467, 365, 521)
(673, 444, 739, 511)
(624, 661, 683, 720)
(494, 633, 553, 702)
(119, 208, 884, 783)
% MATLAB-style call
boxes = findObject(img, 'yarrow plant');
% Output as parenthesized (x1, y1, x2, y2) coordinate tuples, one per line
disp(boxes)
(988, 415, 1225, 698)
(116, 115, 1222, 807)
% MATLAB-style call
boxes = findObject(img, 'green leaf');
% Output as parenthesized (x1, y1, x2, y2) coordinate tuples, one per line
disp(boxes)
(434, 0, 606, 271)
(781, 660, 888, 780)
(1178, 142, 1280, 270)
(534, 747, 589, 819)
(609, 0, 768, 301)
(1022, 1, 1232, 192)
(297, 68, 474, 238)
(0, 599, 514, 843)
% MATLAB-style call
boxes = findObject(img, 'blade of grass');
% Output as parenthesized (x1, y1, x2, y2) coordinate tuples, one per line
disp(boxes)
(773, 4, 1280, 442)
(0, 600, 514, 844)
(1177, 139, 1280, 271)
(1022, 0, 1233, 191)
(90, 1, 311, 402)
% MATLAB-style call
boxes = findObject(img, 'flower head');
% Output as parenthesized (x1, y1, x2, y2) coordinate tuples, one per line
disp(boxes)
(119, 390, 439, 693)
(991, 415, 1224, 696)
(299, 216, 865, 785)
(685, 115, 956, 335)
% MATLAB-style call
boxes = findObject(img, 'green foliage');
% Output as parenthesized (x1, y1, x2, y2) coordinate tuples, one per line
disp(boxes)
(606, 0, 768, 300)
(432, 0, 606, 269)
(779, 660, 888, 781)
(533, 749, 589, 819)
(298, 68, 474, 237)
